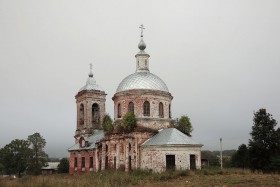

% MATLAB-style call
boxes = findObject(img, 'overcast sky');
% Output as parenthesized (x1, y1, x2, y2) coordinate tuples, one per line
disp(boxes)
(1, 0, 280, 158)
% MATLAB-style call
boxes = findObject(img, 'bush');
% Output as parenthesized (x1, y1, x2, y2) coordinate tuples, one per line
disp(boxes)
(123, 112, 137, 133)
(102, 114, 113, 134)
(58, 158, 69, 173)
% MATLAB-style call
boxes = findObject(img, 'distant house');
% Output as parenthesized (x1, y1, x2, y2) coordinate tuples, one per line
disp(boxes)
(201, 159, 209, 167)
(41, 162, 59, 175)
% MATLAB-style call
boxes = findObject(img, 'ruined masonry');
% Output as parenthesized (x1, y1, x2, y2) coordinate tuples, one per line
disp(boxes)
(68, 28, 203, 173)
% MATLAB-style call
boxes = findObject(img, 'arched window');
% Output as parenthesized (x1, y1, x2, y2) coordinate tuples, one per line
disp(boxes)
(79, 104, 84, 125)
(159, 102, 164, 118)
(143, 101, 150, 116)
(169, 104, 171, 118)
(79, 137, 85, 148)
(118, 103, 121, 118)
(128, 102, 134, 114)
(92, 103, 100, 123)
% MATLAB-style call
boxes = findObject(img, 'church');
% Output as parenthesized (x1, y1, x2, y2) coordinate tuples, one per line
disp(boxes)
(68, 26, 203, 174)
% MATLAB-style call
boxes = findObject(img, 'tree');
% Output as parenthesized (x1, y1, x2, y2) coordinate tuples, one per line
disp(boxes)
(102, 114, 113, 134)
(248, 108, 279, 171)
(123, 112, 137, 133)
(27, 132, 48, 175)
(0, 139, 32, 177)
(231, 144, 249, 169)
(58, 158, 69, 173)
(201, 150, 219, 166)
(174, 115, 193, 136)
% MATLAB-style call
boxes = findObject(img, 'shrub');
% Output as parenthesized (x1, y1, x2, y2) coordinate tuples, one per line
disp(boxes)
(123, 112, 137, 133)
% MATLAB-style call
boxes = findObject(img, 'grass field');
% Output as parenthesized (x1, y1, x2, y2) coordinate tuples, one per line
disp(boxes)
(0, 168, 279, 187)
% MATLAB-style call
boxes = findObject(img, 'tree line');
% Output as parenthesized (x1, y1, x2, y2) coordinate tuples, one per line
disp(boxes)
(231, 108, 280, 172)
(0, 132, 48, 176)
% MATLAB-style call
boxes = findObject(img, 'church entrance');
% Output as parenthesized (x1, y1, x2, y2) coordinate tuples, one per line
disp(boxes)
(166, 155, 175, 170)
(190, 154, 196, 170)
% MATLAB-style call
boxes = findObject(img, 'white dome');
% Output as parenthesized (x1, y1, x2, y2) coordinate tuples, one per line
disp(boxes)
(116, 71, 169, 93)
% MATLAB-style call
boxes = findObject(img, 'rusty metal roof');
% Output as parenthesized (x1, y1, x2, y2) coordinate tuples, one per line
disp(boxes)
(141, 128, 202, 146)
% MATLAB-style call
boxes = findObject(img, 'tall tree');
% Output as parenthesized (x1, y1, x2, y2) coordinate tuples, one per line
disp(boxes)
(0, 139, 32, 177)
(231, 144, 249, 169)
(58, 158, 69, 173)
(174, 115, 193, 136)
(27, 132, 48, 175)
(248, 108, 279, 171)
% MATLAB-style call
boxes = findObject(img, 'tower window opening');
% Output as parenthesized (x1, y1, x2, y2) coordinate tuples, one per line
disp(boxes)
(92, 103, 100, 124)
(169, 104, 171, 118)
(128, 102, 134, 114)
(143, 101, 150, 116)
(79, 104, 84, 126)
(159, 102, 164, 118)
(118, 103, 121, 118)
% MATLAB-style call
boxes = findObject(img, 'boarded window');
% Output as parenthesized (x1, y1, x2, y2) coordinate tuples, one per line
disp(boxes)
(118, 103, 121, 118)
(143, 101, 150, 116)
(128, 102, 134, 114)
(159, 102, 164, 118)
(82, 157, 85, 168)
(166, 155, 175, 170)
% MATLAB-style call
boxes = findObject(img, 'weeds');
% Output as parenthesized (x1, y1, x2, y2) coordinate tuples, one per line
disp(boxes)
(0, 168, 279, 187)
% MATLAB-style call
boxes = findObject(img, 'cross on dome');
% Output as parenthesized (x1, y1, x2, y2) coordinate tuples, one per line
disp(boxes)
(89, 63, 93, 77)
(139, 24, 145, 37)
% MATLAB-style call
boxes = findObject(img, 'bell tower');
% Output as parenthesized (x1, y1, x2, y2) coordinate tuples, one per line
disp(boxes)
(74, 64, 106, 142)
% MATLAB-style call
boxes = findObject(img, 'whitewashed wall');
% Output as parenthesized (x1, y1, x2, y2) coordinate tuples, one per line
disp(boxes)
(140, 145, 202, 172)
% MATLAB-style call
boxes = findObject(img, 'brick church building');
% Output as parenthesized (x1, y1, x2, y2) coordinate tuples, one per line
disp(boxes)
(68, 27, 203, 174)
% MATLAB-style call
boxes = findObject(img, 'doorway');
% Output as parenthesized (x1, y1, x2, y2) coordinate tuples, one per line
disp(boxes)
(166, 155, 175, 170)
(190, 154, 196, 170)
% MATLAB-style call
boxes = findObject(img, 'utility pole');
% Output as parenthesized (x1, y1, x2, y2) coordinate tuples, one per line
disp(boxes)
(220, 138, 223, 169)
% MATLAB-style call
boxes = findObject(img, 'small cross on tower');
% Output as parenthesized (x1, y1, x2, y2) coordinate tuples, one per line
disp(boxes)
(139, 24, 145, 37)
(90, 63, 93, 70)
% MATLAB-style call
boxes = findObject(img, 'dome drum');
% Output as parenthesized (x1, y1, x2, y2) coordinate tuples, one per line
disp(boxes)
(113, 89, 172, 130)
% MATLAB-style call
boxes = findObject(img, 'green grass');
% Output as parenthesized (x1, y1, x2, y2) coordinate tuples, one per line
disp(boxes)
(0, 168, 279, 187)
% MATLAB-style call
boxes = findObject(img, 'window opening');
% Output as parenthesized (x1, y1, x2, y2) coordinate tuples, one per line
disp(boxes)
(143, 101, 150, 116)
(118, 103, 121, 118)
(82, 157, 85, 168)
(79, 104, 84, 125)
(128, 102, 134, 114)
(159, 102, 164, 118)
(92, 103, 100, 124)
